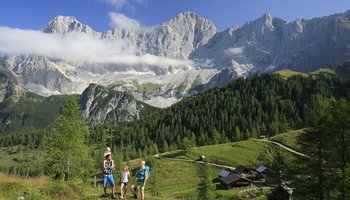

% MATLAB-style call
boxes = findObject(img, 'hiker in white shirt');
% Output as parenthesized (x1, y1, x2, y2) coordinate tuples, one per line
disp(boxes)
(119, 165, 130, 199)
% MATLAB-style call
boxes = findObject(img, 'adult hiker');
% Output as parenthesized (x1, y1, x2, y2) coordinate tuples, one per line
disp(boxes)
(103, 149, 116, 199)
(119, 165, 130, 199)
(130, 161, 150, 200)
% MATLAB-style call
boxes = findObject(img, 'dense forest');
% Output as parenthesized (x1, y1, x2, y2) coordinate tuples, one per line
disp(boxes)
(87, 72, 350, 159)
(1, 73, 349, 157)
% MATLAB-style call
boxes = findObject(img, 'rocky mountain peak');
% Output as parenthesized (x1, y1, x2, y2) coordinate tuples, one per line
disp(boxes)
(167, 11, 216, 31)
(254, 13, 274, 29)
(41, 15, 96, 35)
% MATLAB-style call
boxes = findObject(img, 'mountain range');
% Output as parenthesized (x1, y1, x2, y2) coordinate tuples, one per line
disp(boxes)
(1, 10, 350, 109)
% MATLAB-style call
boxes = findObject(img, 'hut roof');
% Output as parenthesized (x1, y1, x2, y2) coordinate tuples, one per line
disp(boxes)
(219, 174, 252, 185)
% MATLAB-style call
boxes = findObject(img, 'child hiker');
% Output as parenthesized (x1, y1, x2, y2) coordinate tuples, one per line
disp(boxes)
(103, 148, 116, 199)
(119, 166, 130, 199)
(130, 161, 150, 200)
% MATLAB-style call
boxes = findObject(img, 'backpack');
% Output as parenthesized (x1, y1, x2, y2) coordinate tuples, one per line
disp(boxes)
(145, 165, 151, 180)
(137, 165, 151, 180)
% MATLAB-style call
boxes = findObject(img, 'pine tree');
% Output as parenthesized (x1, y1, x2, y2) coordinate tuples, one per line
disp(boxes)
(45, 95, 93, 181)
(234, 126, 241, 141)
(197, 158, 215, 200)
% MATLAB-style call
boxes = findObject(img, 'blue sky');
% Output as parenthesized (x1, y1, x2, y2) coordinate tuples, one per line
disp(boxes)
(1, 0, 350, 31)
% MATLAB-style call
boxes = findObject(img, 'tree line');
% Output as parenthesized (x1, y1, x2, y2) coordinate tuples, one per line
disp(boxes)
(0, 72, 349, 182)
(88, 73, 349, 158)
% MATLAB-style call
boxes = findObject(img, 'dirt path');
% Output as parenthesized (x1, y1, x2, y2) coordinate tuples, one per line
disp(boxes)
(155, 138, 312, 172)
(253, 139, 311, 158)
(154, 155, 236, 170)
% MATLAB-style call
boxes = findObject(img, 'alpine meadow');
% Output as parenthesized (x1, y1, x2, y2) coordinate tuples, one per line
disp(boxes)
(0, 1, 350, 200)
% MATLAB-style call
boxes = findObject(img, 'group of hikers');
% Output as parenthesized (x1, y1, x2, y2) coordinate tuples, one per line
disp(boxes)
(103, 147, 150, 200)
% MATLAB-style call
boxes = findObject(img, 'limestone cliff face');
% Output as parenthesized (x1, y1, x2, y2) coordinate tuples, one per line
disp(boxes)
(191, 11, 350, 73)
(3, 10, 350, 108)
(80, 84, 157, 126)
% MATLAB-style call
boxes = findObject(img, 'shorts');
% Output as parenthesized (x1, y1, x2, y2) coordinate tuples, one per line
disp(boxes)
(103, 174, 115, 188)
(133, 180, 145, 191)
(120, 182, 128, 186)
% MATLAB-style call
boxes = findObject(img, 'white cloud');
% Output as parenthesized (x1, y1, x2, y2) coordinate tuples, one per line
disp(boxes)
(103, 0, 126, 9)
(108, 12, 156, 33)
(102, 0, 145, 10)
(109, 12, 141, 31)
(0, 26, 189, 67)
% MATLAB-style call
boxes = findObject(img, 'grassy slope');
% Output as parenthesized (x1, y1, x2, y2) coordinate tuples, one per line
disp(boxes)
(183, 140, 270, 167)
(0, 93, 64, 133)
(274, 70, 308, 79)
(275, 67, 340, 80)
(270, 129, 307, 151)
(0, 139, 296, 199)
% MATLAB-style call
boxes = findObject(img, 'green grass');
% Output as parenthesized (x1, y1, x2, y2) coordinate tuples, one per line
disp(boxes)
(175, 81, 188, 94)
(0, 146, 46, 177)
(270, 128, 308, 153)
(275, 68, 336, 80)
(0, 139, 302, 199)
(181, 140, 270, 168)
(0, 173, 100, 200)
(274, 70, 308, 79)
(132, 80, 163, 93)
(0, 92, 64, 133)
(310, 68, 336, 75)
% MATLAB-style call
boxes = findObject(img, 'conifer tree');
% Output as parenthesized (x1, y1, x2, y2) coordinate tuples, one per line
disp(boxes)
(197, 158, 215, 200)
(45, 95, 92, 180)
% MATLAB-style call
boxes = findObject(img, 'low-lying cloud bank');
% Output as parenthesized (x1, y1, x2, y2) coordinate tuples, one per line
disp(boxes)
(0, 26, 189, 67)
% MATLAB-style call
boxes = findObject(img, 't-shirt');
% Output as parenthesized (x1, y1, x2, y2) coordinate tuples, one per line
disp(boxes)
(137, 166, 146, 181)
(120, 170, 130, 183)
(104, 161, 113, 175)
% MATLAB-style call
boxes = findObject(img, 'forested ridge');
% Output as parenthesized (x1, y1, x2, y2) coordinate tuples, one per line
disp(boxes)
(88, 73, 350, 158)
(1, 73, 349, 159)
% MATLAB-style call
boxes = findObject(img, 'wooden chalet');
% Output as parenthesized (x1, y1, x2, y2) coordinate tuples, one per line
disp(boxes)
(235, 165, 251, 174)
(218, 174, 252, 189)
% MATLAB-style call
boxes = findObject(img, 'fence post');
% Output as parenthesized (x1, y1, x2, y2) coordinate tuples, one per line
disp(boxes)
(26, 168, 30, 179)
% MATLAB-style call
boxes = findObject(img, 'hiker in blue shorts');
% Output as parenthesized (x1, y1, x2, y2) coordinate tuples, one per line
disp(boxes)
(103, 151, 116, 199)
(130, 161, 150, 200)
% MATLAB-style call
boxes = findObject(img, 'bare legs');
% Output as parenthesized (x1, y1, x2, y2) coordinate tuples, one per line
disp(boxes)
(130, 185, 145, 200)
(120, 183, 127, 199)
(141, 189, 145, 200)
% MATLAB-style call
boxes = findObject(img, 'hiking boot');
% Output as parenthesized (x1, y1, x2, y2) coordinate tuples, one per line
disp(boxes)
(133, 193, 138, 199)
(112, 193, 117, 199)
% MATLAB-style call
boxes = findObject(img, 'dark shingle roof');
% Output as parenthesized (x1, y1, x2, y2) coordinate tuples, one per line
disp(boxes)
(235, 165, 250, 174)
(218, 170, 231, 177)
(256, 165, 269, 173)
(219, 174, 252, 185)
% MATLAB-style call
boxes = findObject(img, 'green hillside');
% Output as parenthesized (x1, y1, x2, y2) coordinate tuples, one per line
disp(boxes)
(270, 128, 307, 152)
(0, 82, 159, 134)
(275, 61, 350, 80)
(0, 87, 65, 133)
(0, 139, 295, 200)
(274, 69, 308, 78)
(101, 72, 350, 161)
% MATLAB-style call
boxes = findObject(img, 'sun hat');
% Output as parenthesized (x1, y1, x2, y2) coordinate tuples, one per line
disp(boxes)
(104, 147, 112, 157)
